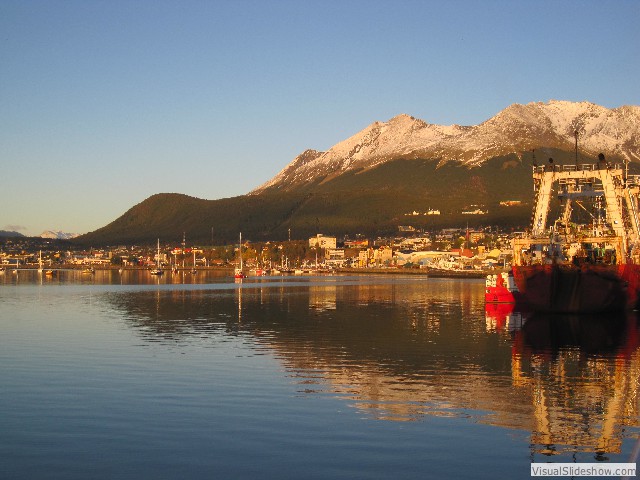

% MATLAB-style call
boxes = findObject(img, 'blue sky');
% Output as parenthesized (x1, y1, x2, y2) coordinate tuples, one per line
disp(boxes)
(1, 0, 639, 236)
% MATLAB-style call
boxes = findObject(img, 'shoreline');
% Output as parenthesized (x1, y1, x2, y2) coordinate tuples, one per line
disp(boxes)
(336, 267, 502, 278)
(8, 265, 505, 279)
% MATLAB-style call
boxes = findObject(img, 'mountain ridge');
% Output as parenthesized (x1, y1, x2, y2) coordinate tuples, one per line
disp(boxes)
(75, 100, 640, 246)
(253, 100, 640, 193)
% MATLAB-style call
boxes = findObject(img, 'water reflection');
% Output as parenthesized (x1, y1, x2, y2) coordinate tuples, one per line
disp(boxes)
(0, 268, 234, 286)
(100, 277, 639, 458)
(512, 313, 640, 459)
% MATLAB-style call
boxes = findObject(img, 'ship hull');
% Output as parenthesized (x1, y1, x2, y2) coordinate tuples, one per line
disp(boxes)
(512, 264, 640, 313)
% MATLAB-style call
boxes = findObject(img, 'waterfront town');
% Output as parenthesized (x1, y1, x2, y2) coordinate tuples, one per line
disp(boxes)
(0, 226, 514, 275)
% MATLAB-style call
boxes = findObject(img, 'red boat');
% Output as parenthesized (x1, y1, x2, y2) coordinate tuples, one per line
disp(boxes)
(485, 271, 524, 304)
(508, 156, 640, 313)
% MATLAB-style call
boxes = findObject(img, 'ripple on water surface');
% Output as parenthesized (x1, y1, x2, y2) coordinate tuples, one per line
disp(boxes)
(1, 275, 638, 478)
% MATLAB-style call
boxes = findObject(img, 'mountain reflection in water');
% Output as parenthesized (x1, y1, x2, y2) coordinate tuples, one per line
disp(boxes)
(104, 276, 640, 458)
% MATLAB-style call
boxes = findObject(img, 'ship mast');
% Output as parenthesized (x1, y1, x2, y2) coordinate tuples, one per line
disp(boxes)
(574, 129, 579, 167)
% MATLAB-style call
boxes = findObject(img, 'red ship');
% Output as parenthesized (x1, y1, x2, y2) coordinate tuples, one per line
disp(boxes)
(506, 154, 640, 313)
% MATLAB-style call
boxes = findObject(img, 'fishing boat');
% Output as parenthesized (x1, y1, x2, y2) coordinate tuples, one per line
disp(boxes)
(150, 239, 164, 276)
(234, 232, 246, 279)
(505, 154, 640, 313)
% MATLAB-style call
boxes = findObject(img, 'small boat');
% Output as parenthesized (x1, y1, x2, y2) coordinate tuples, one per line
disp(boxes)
(81, 267, 95, 274)
(234, 232, 246, 278)
(150, 239, 164, 276)
(485, 272, 523, 304)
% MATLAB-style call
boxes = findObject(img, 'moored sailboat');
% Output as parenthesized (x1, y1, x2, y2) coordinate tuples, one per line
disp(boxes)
(234, 232, 246, 279)
(150, 239, 164, 276)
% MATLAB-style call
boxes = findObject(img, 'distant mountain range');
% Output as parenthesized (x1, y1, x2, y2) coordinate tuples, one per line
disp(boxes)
(0, 230, 25, 238)
(40, 230, 80, 240)
(0, 230, 79, 240)
(76, 100, 640, 246)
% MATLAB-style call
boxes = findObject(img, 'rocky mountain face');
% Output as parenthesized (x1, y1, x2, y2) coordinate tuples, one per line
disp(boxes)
(253, 101, 640, 193)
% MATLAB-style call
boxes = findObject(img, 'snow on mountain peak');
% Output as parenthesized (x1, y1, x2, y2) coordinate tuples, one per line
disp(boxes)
(39, 230, 80, 240)
(252, 100, 640, 193)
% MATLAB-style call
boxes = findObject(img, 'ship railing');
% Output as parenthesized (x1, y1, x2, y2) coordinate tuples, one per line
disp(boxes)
(558, 177, 597, 185)
(627, 175, 640, 187)
(561, 164, 594, 172)
(514, 233, 620, 243)
(533, 163, 623, 174)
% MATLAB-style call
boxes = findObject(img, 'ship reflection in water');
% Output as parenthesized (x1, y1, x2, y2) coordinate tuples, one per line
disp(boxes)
(487, 302, 640, 459)
(103, 276, 640, 460)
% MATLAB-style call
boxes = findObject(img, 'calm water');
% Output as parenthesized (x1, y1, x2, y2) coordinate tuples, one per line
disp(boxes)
(1, 270, 639, 479)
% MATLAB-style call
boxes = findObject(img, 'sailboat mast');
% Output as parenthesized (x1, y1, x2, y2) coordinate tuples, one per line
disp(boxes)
(239, 232, 243, 270)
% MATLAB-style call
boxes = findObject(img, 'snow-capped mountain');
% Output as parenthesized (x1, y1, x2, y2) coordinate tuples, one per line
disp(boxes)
(253, 100, 640, 193)
(39, 230, 80, 240)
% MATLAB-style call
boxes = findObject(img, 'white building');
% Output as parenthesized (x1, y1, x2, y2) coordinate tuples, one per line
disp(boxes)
(309, 234, 337, 250)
